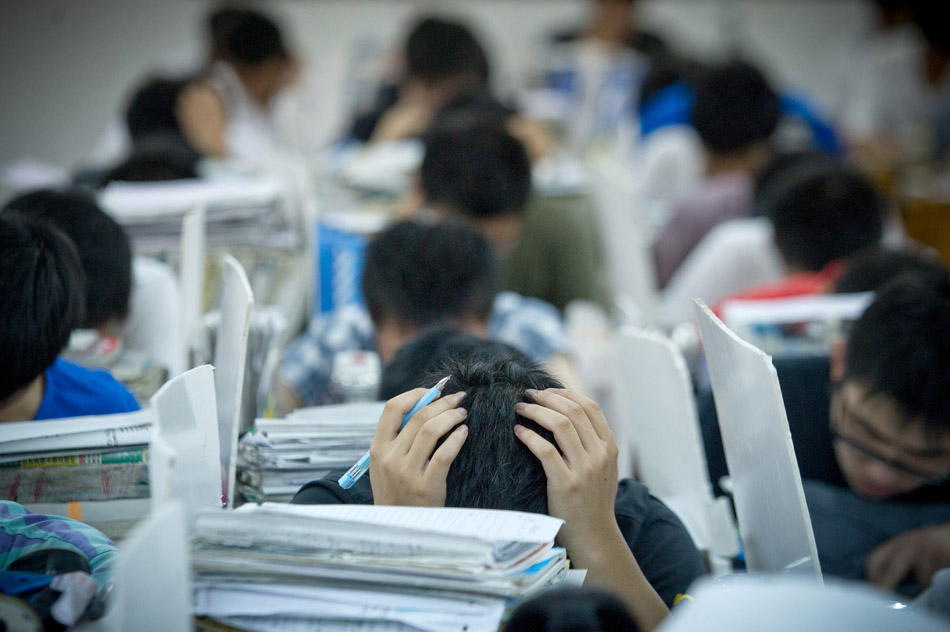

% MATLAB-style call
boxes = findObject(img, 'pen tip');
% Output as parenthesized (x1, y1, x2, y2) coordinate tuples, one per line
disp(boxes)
(435, 376, 450, 390)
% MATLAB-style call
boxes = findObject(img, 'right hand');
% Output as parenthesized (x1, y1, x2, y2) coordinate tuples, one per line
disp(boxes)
(369, 389, 469, 506)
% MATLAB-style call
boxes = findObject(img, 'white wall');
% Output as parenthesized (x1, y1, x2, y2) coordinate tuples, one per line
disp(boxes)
(0, 0, 873, 170)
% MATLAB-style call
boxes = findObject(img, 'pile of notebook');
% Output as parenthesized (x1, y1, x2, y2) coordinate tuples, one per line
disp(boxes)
(0, 410, 153, 538)
(192, 503, 571, 632)
(238, 402, 384, 502)
(98, 177, 298, 254)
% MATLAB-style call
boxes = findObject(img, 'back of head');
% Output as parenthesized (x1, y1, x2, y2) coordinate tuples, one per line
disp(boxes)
(378, 328, 485, 400)
(361, 221, 500, 328)
(423, 340, 563, 513)
(0, 213, 85, 402)
(767, 163, 884, 272)
(405, 16, 490, 86)
(103, 134, 200, 184)
(421, 120, 532, 218)
(692, 60, 780, 155)
(834, 247, 948, 294)
(125, 76, 193, 146)
(3, 188, 132, 329)
(844, 271, 950, 440)
(219, 8, 287, 65)
(506, 587, 641, 632)
(207, 6, 247, 61)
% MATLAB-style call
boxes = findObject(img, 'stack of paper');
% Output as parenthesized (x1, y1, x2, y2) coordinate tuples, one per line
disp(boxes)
(98, 177, 298, 253)
(192, 503, 569, 632)
(0, 410, 153, 538)
(238, 402, 384, 502)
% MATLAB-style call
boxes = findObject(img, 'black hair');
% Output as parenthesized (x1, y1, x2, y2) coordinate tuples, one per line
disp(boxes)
(207, 6, 247, 59)
(638, 54, 706, 109)
(420, 120, 532, 218)
(0, 213, 85, 402)
(124, 76, 194, 148)
(691, 60, 780, 154)
(379, 328, 484, 400)
(844, 272, 950, 439)
(751, 150, 838, 217)
(388, 333, 563, 514)
(361, 221, 500, 329)
(506, 587, 641, 632)
(102, 134, 200, 185)
(3, 189, 132, 329)
(767, 163, 884, 271)
(405, 17, 490, 86)
(834, 247, 949, 294)
(219, 8, 287, 65)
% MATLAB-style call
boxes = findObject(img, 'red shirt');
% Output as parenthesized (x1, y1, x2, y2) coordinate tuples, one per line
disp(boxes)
(714, 259, 845, 316)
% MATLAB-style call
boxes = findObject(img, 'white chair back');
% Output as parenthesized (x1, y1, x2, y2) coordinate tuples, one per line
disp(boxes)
(694, 300, 821, 580)
(613, 327, 738, 563)
(215, 255, 254, 507)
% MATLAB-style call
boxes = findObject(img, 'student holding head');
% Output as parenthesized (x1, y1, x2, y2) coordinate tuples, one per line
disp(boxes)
(293, 335, 705, 630)
(0, 214, 138, 423)
(278, 221, 569, 412)
(653, 61, 780, 287)
(802, 272, 950, 596)
(354, 16, 491, 144)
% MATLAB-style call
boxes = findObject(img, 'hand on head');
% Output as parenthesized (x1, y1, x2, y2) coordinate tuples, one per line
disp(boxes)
(369, 388, 468, 506)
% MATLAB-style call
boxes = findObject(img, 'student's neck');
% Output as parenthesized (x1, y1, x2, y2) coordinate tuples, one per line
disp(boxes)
(705, 147, 766, 178)
(0, 376, 45, 423)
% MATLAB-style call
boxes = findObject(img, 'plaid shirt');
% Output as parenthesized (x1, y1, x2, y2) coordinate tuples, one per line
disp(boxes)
(0, 501, 116, 588)
(281, 292, 569, 407)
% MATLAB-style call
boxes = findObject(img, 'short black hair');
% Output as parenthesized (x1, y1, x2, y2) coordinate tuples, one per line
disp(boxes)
(0, 213, 85, 402)
(421, 121, 532, 218)
(767, 163, 884, 271)
(103, 134, 200, 184)
(405, 17, 490, 86)
(834, 246, 949, 294)
(3, 189, 132, 328)
(389, 334, 562, 514)
(219, 8, 287, 65)
(361, 221, 500, 329)
(506, 587, 641, 632)
(844, 272, 950, 439)
(124, 76, 193, 147)
(378, 328, 484, 400)
(692, 60, 780, 154)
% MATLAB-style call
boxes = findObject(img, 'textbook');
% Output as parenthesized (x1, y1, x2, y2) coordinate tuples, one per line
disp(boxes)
(0, 410, 151, 456)
(238, 402, 384, 502)
(192, 503, 570, 631)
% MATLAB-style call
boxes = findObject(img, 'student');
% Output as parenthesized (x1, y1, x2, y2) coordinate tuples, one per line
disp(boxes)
(506, 586, 641, 632)
(3, 189, 132, 337)
(419, 114, 610, 309)
(803, 273, 950, 596)
(354, 16, 491, 144)
(0, 214, 139, 422)
(653, 61, 780, 287)
(716, 162, 884, 307)
(278, 221, 569, 411)
(293, 339, 705, 630)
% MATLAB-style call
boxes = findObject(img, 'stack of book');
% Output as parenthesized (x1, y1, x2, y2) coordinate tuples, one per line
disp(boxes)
(238, 402, 384, 503)
(192, 503, 570, 632)
(0, 410, 153, 538)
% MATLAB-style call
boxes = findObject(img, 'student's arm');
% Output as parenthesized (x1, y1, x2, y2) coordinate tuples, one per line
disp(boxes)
(176, 81, 229, 158)
(514, 389, 669, 632)
(866, 522, 950, 591)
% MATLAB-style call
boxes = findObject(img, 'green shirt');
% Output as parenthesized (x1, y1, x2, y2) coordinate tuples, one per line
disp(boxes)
(503, 193, 610, 311)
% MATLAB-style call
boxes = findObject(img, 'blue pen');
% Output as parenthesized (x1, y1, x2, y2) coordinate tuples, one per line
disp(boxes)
(338, 376, 451, 489)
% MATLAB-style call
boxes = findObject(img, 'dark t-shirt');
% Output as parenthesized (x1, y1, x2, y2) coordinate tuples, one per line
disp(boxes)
(292, 474, 706, 607)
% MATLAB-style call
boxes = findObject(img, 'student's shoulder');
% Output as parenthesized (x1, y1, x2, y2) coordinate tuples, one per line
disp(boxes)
(40, 358, 139, 418)
(613, 478, 691, 538)
(291, 470, 374, 505)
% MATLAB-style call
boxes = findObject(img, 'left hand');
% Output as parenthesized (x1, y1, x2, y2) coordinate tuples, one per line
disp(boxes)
(866, 523, 950, 590)
(513, 388, 620, 546)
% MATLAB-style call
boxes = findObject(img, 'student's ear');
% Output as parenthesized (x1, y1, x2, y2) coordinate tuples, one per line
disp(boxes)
(829, 338, 846, 382)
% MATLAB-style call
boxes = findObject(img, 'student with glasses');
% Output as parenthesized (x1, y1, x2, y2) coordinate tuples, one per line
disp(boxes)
(803, 271, 950, 598)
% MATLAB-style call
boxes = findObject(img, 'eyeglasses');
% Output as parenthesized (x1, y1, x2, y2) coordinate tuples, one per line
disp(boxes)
(830, 388, 950, 486)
